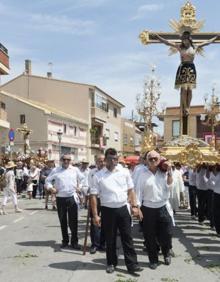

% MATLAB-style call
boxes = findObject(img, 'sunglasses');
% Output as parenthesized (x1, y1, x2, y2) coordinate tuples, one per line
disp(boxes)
(148, 157, 158, 162)
(63, 158, 71, 161)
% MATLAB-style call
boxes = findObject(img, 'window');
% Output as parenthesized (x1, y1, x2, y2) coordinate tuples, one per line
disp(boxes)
(63, 124, 67, 134)
(114, 131, 119, 142)
(74, 126, 77, 136)
(113, 108, 117, 118)
(1, 102, 5, 110)
(20, 114, 25, 124)
(172, 120, 180, 137)
(95, 93, 108, 112)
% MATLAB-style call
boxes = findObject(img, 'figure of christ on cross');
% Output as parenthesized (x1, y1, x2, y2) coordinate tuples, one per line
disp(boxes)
(139, 1, 220, 135)
(154, 31, 218, 117)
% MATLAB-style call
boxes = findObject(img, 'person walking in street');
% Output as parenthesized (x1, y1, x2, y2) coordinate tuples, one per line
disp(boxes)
(90, 148, 143, 275)
(188, 167, 198, 219)
(88, 154, 105, 254)
(196, 164, 209, 225)
(45, 154, 84, 249)
(136, 150, 174, 270)
(29, 161, 40, 199)
(40, 160, 56, 209)
(0, 161, 22, 215)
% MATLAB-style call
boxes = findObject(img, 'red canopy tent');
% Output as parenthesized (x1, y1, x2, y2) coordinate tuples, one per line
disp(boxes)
(124, 155, 140, 165)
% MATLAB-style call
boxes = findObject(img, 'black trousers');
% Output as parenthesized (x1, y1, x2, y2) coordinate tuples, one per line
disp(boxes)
(90, 198, 105, 248)
(213, 193, 220, 234)
(207, 189, 214, 227)
(188, 185, 198, 216)
(197, 189, 208, 223)
(32, 180, 38, 199)
(142, 205, 173, 264)
(16, 179, 23, 194)
(101, 205, 137, 269)
(56, 196, 78, 245)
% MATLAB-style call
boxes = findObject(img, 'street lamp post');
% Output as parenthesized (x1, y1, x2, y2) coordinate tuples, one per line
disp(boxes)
(57, 130, 63, 162)
(200, 86, 220, 148)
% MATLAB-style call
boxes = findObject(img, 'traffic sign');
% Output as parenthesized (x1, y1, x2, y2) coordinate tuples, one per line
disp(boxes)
(8, 129, 15, 141)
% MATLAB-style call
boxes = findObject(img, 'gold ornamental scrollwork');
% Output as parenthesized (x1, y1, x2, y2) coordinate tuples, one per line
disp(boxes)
(179, 143, 203, 167)
(139, 30, 150, 45)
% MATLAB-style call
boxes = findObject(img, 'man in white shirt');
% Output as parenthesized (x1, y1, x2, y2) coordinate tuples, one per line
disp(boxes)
(188, 168, 198, 219)
(45, 154, 84, 249)
(196, 164, 209, 224)
(136, 150, 173, 270)
(88, 154, 105, 254)
(90, 148, 142, 275)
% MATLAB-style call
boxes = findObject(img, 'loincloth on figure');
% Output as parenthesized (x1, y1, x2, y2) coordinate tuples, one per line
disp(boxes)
(175, 62, 196, 90)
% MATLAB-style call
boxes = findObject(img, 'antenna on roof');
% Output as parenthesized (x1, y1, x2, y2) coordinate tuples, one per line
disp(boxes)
(47, 62, 53, 78)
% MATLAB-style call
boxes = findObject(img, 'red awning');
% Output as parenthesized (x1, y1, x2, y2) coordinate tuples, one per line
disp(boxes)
(124, 155, 140, 165)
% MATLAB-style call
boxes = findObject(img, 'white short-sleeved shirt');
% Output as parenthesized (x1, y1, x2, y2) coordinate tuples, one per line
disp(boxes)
(196, 169, 208, 191)
(189, 169, 196, 186)
(207, 172, 220, 194)
(45, 165, 84, 198)
(136, 168, 172, 208)
(90, 166, 134, 208)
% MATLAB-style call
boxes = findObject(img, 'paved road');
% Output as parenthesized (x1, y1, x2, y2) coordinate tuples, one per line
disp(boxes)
(0, 196, 220, 282)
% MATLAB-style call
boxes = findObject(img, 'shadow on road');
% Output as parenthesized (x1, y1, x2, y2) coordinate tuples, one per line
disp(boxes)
(49, 260, 105, 271)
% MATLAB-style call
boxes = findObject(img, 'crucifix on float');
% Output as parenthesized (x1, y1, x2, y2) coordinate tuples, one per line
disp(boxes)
(139, 1, 220, 136)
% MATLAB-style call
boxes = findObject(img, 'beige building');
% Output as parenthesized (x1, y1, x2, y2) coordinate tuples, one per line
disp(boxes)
(121, 118, 142, 156)
(159, 105, 220, 147)
(0, 90, 88, 163)
(1, 61, 124, 162)
(0, 99, 10, 152)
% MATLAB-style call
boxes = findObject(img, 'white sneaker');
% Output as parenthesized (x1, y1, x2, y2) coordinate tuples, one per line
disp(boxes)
(15, 208, 22, 213)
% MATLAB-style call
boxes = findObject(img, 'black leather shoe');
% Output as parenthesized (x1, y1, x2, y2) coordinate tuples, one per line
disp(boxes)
(164, 256, 171, 265)
(71, 243, 81, 250)
(98, 245, 106, 252)
(106, 265, 115, 274)
(90, 246, 97, 254)
(149, 263, 158, 270)
(60, 242, 68, 248)
(128, 264, 143, 273)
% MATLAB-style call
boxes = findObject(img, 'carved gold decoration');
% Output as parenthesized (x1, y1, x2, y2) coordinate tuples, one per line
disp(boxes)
(161, 135, 220, 167)
(169, 1, 205, 34)
(141, 131, 155, 153)
(139, 30, 150, 45)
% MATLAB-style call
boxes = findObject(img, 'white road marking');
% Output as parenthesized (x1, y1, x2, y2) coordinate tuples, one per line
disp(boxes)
(13, 217, 24, 223)
(29, 211, 38, 216)
(0, 225, 7, 230)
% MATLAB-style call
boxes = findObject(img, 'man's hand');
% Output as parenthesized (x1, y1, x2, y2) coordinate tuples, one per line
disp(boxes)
(131, 207, 143, 220)
(93, 215, 101, 227)
(50, 187, 57, 194)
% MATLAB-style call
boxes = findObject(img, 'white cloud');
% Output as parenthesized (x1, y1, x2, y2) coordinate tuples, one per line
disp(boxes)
(131, 4, 164, 20)
(30, 14, 95, 35)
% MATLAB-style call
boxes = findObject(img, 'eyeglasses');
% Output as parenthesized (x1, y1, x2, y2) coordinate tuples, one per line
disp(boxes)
(62, 158, 71, 161)
(148, 157, 158, 162)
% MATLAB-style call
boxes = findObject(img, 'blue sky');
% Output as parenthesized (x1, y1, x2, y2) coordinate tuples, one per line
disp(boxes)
(1, 0, 220, 134)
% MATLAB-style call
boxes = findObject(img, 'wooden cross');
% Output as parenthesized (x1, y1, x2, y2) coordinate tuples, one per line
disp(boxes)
(139, 1, 220, 136)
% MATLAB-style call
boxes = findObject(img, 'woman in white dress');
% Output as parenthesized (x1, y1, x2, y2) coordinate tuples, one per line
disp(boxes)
(0, 161, 22, 215)
(169, 165, 185, 214)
